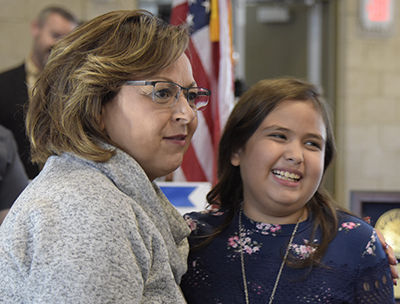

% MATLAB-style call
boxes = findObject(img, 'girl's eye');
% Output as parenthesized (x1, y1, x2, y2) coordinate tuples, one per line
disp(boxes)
(269, 133, 286, 140)
(305, 141, 322, 150)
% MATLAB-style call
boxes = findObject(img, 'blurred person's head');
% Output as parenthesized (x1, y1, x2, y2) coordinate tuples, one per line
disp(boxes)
(30, 6, 78, 71)
(27, 10, 201, 181)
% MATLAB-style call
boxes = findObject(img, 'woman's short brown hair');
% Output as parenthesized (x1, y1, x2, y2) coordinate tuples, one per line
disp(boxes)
(27, 10, 190, 165)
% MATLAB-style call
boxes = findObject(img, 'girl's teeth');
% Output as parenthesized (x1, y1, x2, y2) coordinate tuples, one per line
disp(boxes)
(273, 170, 300, 181)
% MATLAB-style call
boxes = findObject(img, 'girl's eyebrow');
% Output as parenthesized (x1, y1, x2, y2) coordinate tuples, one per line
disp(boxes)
(262, 125, 326, 142)
(306, 133, 326, 143)
(260, 125, 288, 132)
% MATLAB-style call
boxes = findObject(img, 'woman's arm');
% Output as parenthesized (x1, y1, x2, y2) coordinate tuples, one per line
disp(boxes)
(376, 228, 399, 285)
(355, 229, 395, 303)
(365, 216, 398, 285)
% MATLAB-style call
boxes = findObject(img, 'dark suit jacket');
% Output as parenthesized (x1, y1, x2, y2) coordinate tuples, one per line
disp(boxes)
(0, 63, 40, 179)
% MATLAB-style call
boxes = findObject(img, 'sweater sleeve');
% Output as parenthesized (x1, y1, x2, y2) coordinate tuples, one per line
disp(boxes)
(0, 193, 155, 303)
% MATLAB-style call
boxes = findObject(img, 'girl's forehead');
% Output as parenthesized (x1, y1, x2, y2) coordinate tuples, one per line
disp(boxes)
(266, 99, 325, 123)
(271, 98, 319, 112)
(260, 99, 327, 134)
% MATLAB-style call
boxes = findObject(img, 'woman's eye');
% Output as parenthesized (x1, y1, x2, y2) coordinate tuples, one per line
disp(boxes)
(187, 92, 198, 102)
(154, 89, 173, 100)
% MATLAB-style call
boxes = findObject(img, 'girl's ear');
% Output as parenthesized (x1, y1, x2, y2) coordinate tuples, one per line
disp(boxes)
(230, 149, 241, 167)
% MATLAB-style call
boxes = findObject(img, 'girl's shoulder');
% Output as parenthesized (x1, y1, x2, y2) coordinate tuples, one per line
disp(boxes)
(183, 208, 228, 236)
(336, 211, 373, 235)
(333, 211, 380, 253)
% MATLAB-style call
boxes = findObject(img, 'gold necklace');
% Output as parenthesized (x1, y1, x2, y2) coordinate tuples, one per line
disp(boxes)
(238, 206, 303, 304)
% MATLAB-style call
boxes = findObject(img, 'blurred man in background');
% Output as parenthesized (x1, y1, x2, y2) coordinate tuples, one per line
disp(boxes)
(0, 6, 78, 179)
(0, 125, 29, 225)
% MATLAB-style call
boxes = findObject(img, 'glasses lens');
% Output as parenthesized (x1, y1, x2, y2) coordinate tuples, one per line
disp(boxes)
(153, 82, 180, 106)
(188, 88, 210, 111)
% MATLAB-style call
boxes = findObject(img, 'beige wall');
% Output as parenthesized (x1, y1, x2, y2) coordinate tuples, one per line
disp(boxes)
(0, 0, 138, 72)
(336, 0, 400, 208)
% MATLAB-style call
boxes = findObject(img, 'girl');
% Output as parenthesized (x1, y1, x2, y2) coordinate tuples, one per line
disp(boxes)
(181, 78, 395, 303)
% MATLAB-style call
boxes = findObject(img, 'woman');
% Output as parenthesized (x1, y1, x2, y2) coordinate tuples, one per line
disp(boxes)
(0, 10, 210, 303)
(181, 78, 395, 303)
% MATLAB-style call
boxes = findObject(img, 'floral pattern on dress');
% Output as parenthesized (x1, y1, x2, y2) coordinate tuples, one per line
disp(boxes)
(184, 214, 199, 232)
(338, 221, 361, 233)
(184, 210, 225, 234)
(227, 231, 262, 255)
(249, 219, 283, 236)
(290, 238, 318, 259)
(363, 230, 378, 256)
(337, 221, 377, 256)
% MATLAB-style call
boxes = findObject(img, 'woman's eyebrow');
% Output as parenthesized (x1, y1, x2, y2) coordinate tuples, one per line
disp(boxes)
(148, 78, 197, 88)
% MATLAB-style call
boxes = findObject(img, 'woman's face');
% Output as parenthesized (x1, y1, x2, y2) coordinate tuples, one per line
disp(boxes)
(231, 99, 326, 224)
(100, 54, 198, 181)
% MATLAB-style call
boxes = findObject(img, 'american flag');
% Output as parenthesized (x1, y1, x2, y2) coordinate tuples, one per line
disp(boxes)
(170, 0, 235, 183)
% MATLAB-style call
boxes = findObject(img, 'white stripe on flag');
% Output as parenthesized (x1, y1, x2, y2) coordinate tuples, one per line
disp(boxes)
(191, 111, 214, 181)
(218, 0, 234, 130)
(191, 26, 212, 79)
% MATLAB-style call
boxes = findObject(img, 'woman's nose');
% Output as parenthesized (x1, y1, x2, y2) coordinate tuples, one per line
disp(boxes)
(172, 93, 197, 123)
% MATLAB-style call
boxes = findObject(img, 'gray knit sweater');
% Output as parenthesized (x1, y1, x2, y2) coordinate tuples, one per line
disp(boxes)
(0, 147, 190, 303)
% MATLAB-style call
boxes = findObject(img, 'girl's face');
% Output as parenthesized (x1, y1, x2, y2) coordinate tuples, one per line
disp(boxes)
(231, 99, 326, 224)
(100, 54, 198, 181)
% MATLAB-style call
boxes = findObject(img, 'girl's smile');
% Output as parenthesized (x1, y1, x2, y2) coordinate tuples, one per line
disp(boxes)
(231, 99, 326, 225)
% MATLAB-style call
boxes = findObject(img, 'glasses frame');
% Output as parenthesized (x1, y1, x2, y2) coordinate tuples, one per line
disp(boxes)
(125, 80, 211, 111)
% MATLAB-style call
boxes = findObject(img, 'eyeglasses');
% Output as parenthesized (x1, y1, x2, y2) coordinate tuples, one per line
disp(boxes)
(125, 81, 211, 111)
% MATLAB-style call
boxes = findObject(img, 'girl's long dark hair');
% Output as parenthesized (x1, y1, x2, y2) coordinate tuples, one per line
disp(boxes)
(196, 77, 346, 269)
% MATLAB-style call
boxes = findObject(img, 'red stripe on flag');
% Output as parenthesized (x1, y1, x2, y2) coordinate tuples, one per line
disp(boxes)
(170, 2, 188, 26)
(171, 0, 234, 183)
(211, 40, 221, 141)
(186, 41, 213, 136)
(180, 143, 207, 181)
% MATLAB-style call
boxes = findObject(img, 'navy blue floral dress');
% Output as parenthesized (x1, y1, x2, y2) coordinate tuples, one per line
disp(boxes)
(181, 209, 394, 304)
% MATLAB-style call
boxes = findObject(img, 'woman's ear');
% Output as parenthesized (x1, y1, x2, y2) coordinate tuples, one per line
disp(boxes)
(230, 149, 241, 167)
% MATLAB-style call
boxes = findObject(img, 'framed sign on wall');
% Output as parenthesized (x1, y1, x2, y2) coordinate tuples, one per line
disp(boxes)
(351, 191, 400, 226)
(359, 0, 395, 38)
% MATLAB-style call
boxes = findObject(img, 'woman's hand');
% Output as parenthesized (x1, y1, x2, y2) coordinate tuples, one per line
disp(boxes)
(376, 228, 399, 285)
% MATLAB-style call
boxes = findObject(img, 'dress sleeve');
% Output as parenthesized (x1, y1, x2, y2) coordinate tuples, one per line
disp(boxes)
(183, 210, 227, 247)
(354, 229, 395, 303)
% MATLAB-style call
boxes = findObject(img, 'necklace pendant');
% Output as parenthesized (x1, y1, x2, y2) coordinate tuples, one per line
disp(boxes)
(238, 205, 303, 304)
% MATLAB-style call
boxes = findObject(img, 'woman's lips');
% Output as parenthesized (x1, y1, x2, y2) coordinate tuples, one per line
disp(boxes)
(163, 134, 187, 146)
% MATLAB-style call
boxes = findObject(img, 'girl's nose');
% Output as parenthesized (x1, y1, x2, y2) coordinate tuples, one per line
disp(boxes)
(284, 142, 304, 164)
